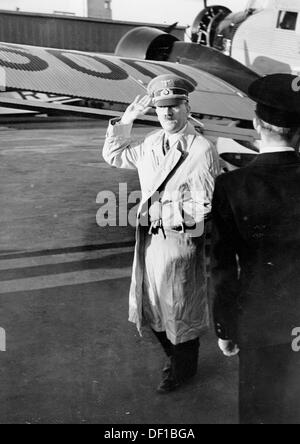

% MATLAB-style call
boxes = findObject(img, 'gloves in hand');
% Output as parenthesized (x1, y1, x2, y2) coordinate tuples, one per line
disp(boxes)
(218, 339, 240, 357)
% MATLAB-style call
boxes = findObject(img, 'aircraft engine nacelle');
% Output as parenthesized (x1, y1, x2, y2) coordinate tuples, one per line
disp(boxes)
(115, 27, 179, 61)
(191, 5, 231, 47)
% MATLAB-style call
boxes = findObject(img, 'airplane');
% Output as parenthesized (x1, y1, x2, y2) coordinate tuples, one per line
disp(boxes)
(0, 17, 263, 169)
(190, 0, 300, 76)
(0, 90, 81, 116)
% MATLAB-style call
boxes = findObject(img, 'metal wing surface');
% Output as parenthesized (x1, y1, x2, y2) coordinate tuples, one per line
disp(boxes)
(0, 42, 255, 122)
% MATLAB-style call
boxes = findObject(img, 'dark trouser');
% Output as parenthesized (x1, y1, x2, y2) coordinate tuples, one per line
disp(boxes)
(152, 330, 200, 383)
(239, 344, 300, 424)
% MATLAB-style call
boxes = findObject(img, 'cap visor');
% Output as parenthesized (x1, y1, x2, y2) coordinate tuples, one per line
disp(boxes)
(155, 98, 186, 107)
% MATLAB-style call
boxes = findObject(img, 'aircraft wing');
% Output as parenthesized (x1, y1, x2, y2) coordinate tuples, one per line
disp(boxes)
(0, 42, 255, 123)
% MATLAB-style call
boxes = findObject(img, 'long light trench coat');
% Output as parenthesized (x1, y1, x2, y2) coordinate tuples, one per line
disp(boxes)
(103, 118, 220, 344)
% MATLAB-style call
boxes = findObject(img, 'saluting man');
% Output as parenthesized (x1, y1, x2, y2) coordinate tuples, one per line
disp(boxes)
(212, 74, 300, 423)
(103, 74, 220, 393)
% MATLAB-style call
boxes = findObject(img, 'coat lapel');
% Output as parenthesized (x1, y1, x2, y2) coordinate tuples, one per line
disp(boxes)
(186, 134, 197, 153)
(139, 146, 183, 216)
(138, 123, 197, 216)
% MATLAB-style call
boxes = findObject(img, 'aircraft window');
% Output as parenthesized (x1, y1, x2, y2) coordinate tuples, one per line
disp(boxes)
(277, 11, 298, 31)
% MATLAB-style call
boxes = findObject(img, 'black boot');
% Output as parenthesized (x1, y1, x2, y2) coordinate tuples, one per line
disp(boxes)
(172, 338, 200, 383)
(152, 330, 176, 391)
(152, 329, 173, 358)
(152, 330, 173, 377)
(157, 338, 200, 394)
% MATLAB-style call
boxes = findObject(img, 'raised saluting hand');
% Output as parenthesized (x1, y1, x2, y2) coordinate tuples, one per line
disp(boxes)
(121, 95, 153, 125)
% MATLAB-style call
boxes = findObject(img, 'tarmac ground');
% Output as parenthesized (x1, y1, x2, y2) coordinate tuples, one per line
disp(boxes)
(0, 117, 238, 424)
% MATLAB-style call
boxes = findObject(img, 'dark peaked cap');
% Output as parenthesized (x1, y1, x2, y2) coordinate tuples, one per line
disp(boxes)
(248, 74, 300, 128)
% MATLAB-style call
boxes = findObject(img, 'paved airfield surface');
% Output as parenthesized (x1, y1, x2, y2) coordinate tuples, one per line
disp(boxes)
(0, 118, 238, 424)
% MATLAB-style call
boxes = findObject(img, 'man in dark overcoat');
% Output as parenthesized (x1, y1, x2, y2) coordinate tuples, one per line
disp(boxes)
(211, 74, 300, 424)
